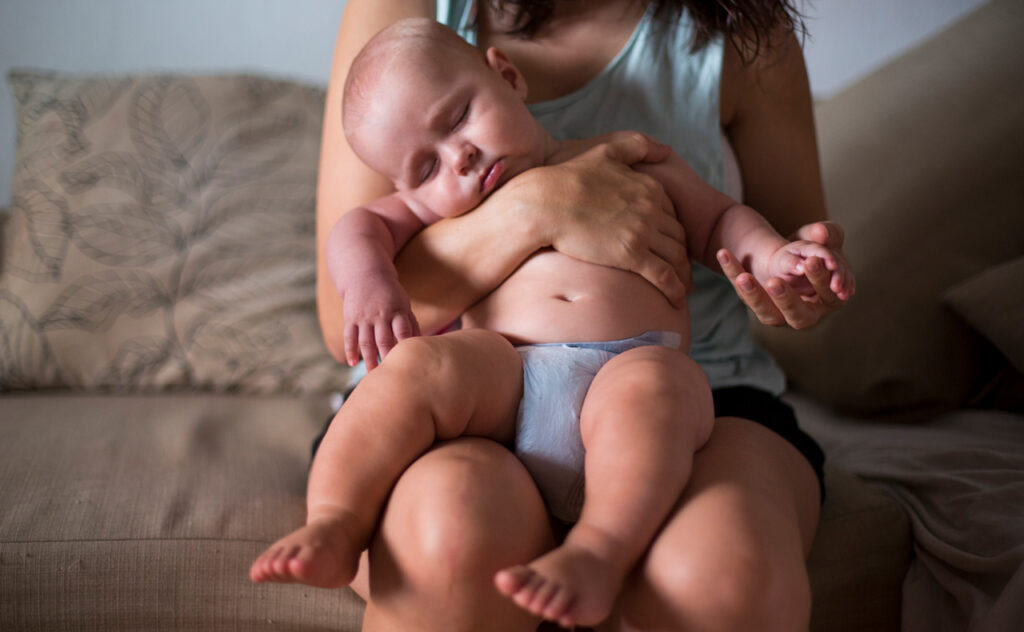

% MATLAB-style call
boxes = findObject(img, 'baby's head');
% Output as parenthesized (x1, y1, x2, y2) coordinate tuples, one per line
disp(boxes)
(343, 18, 551, 219)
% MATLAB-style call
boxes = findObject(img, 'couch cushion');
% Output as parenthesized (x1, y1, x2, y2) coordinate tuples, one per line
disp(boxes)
(943, 256, 1024, 375)
(0, 393, 910, 631)
(807, 466, 910, 632)
(0, 393, 363, 631)
(0, 72, 348, 394)
(756, 0, 1024, 419)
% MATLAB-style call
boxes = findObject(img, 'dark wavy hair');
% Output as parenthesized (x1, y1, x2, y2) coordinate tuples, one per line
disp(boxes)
(491, 0, 806, 61)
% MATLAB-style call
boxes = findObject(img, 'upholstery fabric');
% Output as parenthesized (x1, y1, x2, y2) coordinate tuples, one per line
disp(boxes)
(755, 0, 1024, 419)
(0, 393, 365, 631)
(0, 393, 908, 631)
(0, 72, 346, 394)
(806, 466, 910, 632)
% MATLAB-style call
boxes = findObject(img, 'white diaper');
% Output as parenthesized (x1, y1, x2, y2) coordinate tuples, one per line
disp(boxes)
(514, 331, 681, 522)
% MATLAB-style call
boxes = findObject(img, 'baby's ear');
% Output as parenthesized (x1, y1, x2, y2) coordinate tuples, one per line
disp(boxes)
(485, 47, 528, 99)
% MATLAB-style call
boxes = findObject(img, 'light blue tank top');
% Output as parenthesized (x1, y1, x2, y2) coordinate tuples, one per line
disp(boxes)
(436, 0, 785, 394)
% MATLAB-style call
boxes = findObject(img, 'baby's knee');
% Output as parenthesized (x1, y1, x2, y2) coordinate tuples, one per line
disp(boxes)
(379, 335, 443, 375)
(592, 348, 714, 441)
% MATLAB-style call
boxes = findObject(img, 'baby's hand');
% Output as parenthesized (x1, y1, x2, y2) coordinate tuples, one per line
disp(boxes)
(342, 275, 420, 370)
(765, 240, 854, 300)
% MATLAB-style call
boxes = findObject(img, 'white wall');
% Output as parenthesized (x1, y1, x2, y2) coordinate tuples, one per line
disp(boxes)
(0, 0, 346, 207)
(803, 0, 987, 97)
(0, 0, 990, 207)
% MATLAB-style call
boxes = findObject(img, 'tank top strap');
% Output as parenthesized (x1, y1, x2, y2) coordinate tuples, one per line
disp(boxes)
(436, 0, 478, 45)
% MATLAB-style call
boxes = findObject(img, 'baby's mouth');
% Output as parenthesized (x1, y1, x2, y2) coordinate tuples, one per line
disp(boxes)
(480, 158, 505, 195)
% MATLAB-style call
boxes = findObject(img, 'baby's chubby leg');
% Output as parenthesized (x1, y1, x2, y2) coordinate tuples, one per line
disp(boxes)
(251, 329, 524, 588)
(495, 345, 714, 627)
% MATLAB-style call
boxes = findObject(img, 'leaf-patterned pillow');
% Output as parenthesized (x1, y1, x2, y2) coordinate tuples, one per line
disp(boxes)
(0, 70, 348, 393)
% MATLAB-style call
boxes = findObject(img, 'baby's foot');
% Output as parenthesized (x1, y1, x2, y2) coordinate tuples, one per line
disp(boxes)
(493, 528, 628, 628)
(249, 517, 362, 588)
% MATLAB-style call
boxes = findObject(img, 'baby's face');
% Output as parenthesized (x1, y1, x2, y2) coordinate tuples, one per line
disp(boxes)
(350, 47, 546, 219)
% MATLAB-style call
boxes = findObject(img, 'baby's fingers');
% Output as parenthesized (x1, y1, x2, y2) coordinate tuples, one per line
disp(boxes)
(343, 324, 361, 367)
(378, 313, 421, 361)
(375, 325, 398, 362)
(803, 258, 846, 307)
(775, 250, 807, 276)
(792, 245, 837, 274)
(393, 312, 420, 340)
(829, 259, 856, 300)
(360, 324, 380, 371)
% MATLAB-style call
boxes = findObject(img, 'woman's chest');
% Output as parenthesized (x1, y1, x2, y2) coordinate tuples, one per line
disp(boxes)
(473, 4, 735, 122)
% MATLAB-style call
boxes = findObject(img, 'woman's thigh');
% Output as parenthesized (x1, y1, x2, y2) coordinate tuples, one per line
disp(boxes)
(610, 416, 821, 632)
(350, 437, 554, 632)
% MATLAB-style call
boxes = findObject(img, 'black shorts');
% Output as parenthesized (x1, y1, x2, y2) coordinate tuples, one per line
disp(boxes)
(312, 385, 826, 501)
(712, 386, 826, 501)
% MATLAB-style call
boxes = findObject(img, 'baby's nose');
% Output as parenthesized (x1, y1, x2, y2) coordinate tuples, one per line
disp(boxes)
(454, 144, 478, 176)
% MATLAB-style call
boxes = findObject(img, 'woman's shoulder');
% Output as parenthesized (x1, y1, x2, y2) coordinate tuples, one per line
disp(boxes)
(719, 28, 806, 128)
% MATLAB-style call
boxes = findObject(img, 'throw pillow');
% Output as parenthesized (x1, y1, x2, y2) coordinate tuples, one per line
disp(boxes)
(1, 71, 347, 393)
(943, 256, 1024, 375)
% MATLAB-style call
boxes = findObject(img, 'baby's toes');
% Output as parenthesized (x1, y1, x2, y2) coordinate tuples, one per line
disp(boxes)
(495, 566, 534, 597)
(251, 547, 280, 582)
(512, 570, 547, 611)
(249, 559, 265, 582)
(525, 579, 561, 615)
(270, 545, 300, 581)
(541, 585, 574, 623)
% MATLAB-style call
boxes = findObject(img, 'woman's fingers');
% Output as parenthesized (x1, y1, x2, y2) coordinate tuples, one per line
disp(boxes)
(763, 278, 823, 330)
(718, 250, 785, 326)
(794, 220, 844, 250)
(601, 131, 672, 166)
(648, 232, 693, 296)
(718, 249, 839, 329)
(641, 258, 688, 308)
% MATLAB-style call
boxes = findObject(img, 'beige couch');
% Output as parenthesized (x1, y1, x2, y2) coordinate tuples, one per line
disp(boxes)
(2, 2, 1020, 630)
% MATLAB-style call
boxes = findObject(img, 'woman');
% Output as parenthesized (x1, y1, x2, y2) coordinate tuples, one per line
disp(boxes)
(315, 1, 848, 629)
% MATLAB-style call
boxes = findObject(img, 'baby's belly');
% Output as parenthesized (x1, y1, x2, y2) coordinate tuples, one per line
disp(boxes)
(462, 250, 690, 348)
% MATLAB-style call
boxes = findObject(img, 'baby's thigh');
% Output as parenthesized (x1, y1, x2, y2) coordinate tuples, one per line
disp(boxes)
(581, 346, 714, 445)
(385, 329, 524, 442)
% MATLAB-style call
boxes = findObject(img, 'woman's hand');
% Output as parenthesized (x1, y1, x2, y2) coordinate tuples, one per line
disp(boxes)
(717, 220, 854, 329)
(507, 133, 693, 306)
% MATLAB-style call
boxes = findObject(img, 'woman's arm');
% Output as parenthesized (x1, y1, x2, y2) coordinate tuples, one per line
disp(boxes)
(318, 4, 688, 360)
(316, 0, 434, 362)
(720, 30, 851, 329)
(396, 135, 689, 334)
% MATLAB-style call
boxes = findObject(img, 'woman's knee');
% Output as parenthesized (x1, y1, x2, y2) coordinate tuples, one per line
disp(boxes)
(375, 438, 552, 585)
(628, 543, 811, 632)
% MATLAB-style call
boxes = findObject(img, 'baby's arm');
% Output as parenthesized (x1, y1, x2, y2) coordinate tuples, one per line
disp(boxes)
(326, 195, 428, 369)
(636, 151, 853, 299)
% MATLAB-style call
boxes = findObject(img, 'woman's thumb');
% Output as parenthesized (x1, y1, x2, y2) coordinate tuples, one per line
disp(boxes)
(605, 132, 671, 165)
